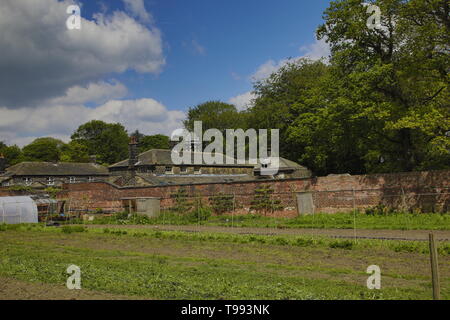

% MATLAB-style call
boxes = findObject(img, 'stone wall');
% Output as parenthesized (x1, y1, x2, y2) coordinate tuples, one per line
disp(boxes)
(56, 170, 450, 216)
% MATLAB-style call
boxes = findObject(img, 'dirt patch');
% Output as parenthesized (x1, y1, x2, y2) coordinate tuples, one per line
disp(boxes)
(0, 276, 145, 300)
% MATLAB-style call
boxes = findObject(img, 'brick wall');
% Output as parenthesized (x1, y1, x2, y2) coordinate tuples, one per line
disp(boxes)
(58, 170, 450, 216)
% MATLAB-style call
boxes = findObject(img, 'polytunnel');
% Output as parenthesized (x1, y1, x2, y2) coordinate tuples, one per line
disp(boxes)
(0, 196, 38, 224)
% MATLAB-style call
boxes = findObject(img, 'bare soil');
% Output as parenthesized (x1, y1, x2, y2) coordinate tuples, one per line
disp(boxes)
(0, 277, 142, 300)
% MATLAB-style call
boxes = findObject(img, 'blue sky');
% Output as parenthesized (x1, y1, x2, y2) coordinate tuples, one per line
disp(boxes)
(0, 0, 331, 146)
(82, 0, 331, 111)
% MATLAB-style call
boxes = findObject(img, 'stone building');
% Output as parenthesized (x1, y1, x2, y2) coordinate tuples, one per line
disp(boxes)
(108, 138, 311, 186)
(0, 161, 109, 188)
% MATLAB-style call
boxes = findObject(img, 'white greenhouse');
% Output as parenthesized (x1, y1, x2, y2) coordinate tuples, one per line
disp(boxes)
(0, 196, 38, 224)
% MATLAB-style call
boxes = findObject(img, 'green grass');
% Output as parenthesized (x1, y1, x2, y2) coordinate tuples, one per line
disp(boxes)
(1, 225, 448, 299)
(79, 211, 450, 230)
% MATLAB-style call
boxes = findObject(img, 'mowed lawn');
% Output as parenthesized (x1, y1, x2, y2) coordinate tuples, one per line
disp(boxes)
(0, 224, 449, 300)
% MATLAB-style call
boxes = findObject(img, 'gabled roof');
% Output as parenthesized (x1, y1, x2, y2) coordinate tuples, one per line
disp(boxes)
(5, 162, 109, 176)
(109, 149, 254, 169)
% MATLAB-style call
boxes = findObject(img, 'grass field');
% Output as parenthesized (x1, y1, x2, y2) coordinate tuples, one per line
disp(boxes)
(0, 223, 449, 300)
(85, 211, 450, 230)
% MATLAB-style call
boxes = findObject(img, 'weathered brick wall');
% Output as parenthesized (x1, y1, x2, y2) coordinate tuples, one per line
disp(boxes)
(58, 170, 450, 215)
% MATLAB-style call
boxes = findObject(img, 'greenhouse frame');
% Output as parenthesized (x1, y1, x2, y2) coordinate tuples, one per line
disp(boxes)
(0, 196, 38, 224)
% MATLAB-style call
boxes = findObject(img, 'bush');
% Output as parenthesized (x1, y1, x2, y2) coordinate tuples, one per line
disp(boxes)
(329, 240, 354, 250)
(62, 225, 87, 234)
(365, 205, 395, 216)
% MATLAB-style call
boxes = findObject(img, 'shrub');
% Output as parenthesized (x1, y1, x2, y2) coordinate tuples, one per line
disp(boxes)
(62, 225, 87, 234)
(329, 240, 354, 250)
(365, 204, 395, 216)
(209, 193, 234, 215)
(250, 185, 283, 214)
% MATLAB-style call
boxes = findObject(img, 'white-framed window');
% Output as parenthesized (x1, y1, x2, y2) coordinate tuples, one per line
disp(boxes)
(165, 166, 173, 174)
(47, 177, 55, 186)
(88, 177, 95, 182)
(69, 177, 76, 183)
(180, 166, 188, 174)
(194, 167, 201, 174)
(2, 181, 10, 187)
(23, 177, 32, 186)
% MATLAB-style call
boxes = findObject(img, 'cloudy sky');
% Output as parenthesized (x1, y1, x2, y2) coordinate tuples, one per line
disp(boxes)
(0, 0, 330, 147)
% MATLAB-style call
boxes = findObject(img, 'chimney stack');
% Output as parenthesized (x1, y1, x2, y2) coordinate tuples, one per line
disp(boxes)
(129, 136, 139, 169)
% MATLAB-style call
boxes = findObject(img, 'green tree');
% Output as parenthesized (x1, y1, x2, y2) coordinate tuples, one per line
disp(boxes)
(184, 101, 245, 133)
(316, 0, 449, 172)
(71, 120, 129, 165)
(22, 138, 66, 162)
(139, 134, 170, 152)
(0, 143, 23, 166)
(60, 141, 91, 163)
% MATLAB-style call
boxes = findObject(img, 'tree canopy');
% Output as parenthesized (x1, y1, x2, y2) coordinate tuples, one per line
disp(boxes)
(71, 120, 129, 165)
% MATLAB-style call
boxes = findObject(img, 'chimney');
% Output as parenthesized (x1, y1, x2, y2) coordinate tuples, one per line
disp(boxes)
(129, 136, 139, 168)
(0, 154, 6, 174)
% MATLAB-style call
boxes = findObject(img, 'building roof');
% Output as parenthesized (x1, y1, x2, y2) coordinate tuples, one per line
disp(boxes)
(109, 149, 255, 169)
(5, 162, 109, 176)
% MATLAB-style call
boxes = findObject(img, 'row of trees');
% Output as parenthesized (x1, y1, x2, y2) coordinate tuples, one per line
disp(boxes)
(1, 0, 448, 175)
(0, 120, 170, 166)
(182, 0, 449, 175)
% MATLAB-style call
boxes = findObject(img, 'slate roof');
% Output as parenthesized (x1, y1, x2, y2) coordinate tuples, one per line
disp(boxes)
(109, 149, 255, 169)
(5, 162, 109, 176)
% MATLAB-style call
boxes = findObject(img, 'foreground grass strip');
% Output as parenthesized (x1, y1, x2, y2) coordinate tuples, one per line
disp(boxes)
(0, 226, 449, 299)
(83, 212, 450, 231)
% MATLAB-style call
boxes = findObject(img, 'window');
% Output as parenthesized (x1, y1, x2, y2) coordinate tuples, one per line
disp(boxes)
(165, 166, 173, 174)
(194, 167, 201, 174)
(69, 177, 76, 183)
(88, 177, 95, 182)
(47, 177, 55, 186)
(180, 167, 188, 174)
(23, 177, 32, 186)
(2, 182, 10, 187)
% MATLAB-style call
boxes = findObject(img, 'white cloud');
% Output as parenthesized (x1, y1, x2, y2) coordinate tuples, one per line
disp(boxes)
(299, 37, 331, 61)
(122, 0, 152, 23)
(0, 98, 185, 147)
(0, 0, 165, 107)
(49, 80, 128, 106)
(228, 91, 257, 111)
(250, 37, 330, 82)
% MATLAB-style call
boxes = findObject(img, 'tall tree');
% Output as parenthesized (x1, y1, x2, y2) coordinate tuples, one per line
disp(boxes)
(71, 120, 129, 165)
(184, 101, 245, 133)
(60, 141, 91, 163)
(316, 0, 449, 172)
(0, 142, 23, 166)
(22, 138, 66, 162)
(139, 134, 170, 152)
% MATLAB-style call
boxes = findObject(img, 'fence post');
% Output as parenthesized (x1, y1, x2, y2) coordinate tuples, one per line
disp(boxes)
(232, 193, 235, 228)
(429, 233, 441, 300)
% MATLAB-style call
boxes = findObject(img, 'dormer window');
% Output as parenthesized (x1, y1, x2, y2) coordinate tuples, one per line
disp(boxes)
(23, 177, 32, 186)
(47, 177, 55, 186)
(180, 167, 188, 174)
(69, 177, 76, 184)
(194, 167, 201, 174)
(88, 177, 95, 182)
